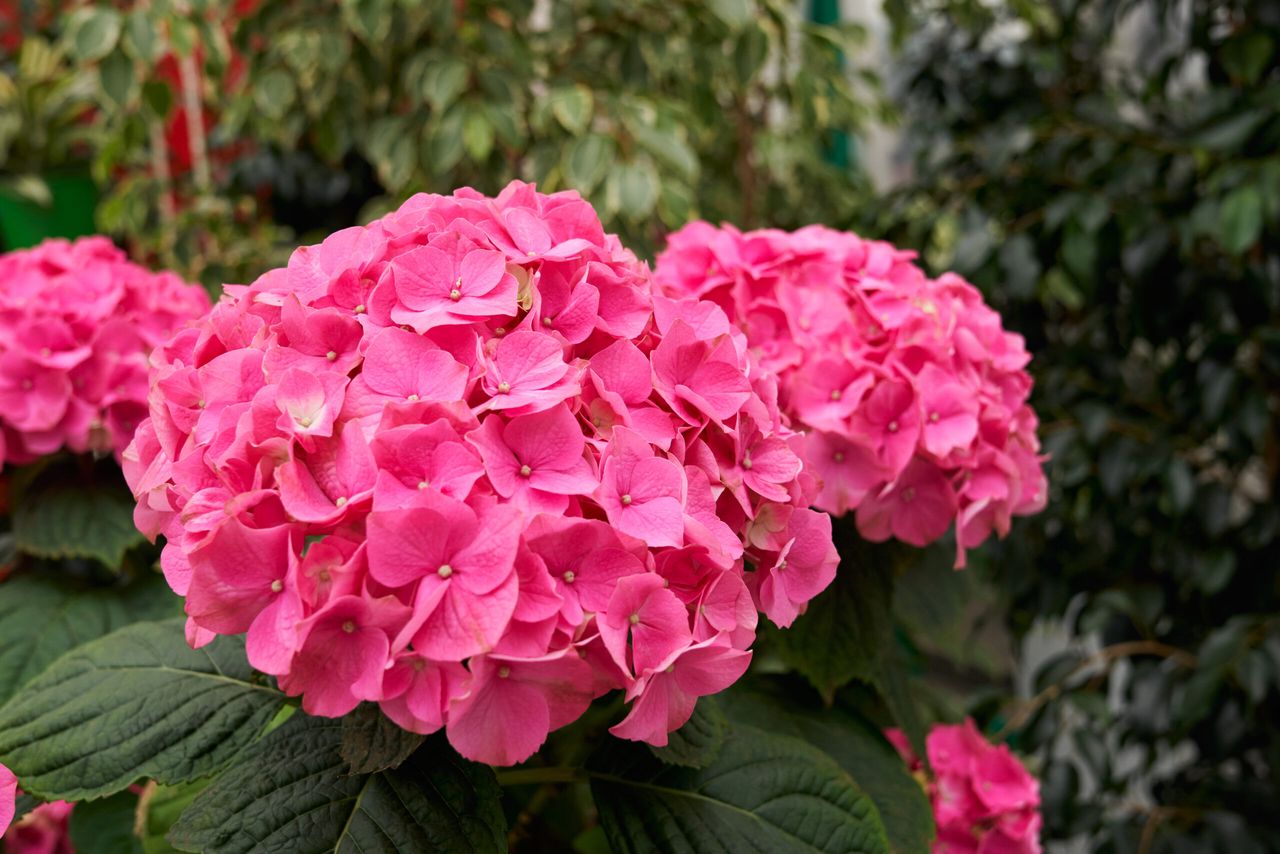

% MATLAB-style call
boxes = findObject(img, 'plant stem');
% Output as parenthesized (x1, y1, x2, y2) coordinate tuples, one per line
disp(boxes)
(494, 766, 585, 787)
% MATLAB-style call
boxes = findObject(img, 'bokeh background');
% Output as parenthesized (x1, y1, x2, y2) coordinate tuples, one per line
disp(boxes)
(2, 1, 1277, 851)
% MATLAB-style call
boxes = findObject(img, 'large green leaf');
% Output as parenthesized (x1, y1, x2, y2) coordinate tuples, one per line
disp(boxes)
(589, 724, 891, 854)
(339, 703, 426, 775)
(0, 619, 285, 801)
(772, 528, 896, 701)
(169, 714, 507, 854)
(648, 697, 727, 769)
(721, 682, 934, 854)
(0, 572, 179, 707)
(10, 462, 147, 569)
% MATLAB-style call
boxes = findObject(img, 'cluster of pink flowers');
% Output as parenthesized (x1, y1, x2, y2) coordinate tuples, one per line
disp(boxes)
(654, 223, 1047, 566)
(0, 237, 210, 467)
(126, 182, 836, 765)
(0, 766, 72, 854)
(889, 721, 1042, 854)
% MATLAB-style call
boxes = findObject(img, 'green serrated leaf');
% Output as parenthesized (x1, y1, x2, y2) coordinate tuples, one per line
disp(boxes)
(11, 465, 146, 569)
(12, 792, 40, 825)
(0, 619, 286, 801)
(772, 528, 895, 701)
(721, 682, 934, 854)
(0, 572, 179, 707)
(168, 714, 507, 853)
(590, 725, 891, 854)
(339, 704, 426, 775)
(648, 697, 728, 768)
(69, 789, 144, 854)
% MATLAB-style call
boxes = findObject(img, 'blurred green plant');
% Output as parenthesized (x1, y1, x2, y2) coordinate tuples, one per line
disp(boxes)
(221, 0, 881, 257)
(875, 0, 1280, 850)
(0, 35, 95, 203)
(26, 0, 880, 283)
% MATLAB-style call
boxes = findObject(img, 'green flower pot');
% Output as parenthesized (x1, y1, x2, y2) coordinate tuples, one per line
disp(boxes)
(0, 168, 99, 250)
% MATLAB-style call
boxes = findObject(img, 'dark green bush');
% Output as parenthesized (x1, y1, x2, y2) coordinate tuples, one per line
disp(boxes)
(875, 0, 1280, 849)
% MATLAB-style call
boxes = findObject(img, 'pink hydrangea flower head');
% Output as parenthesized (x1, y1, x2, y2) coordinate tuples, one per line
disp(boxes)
(655, 224, 1048, 566)
(888, 720, 1042, 854)
(0, 237, 209, 464)
(126, 182, 833, 765)
(3, 800, 74, 854)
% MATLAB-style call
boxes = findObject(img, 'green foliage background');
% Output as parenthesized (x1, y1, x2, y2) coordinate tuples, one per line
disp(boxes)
(871, 0, 1280, 850)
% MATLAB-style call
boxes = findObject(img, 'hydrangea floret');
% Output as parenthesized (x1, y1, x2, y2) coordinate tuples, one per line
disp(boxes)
(0, 764, 14, 838)
(0, 237, 210, 466)
(125, 182, 836, 765)
(888, 721, 1042, 854)
(654, 223, 1048, 565)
